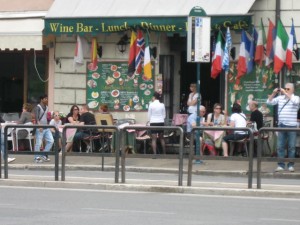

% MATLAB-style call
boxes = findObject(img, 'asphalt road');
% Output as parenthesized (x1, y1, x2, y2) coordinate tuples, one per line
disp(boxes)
(0, 186, 300, 225)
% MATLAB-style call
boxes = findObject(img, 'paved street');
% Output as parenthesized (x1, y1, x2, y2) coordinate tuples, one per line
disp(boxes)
(1, 186, 300, 225)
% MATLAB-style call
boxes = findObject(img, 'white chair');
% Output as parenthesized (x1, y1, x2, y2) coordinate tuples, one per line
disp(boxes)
(14, 122, 34, 151)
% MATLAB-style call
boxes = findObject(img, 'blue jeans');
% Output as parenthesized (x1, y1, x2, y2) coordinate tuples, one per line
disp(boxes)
(34, 128, 54, 158)
(277, 124, 296, 168)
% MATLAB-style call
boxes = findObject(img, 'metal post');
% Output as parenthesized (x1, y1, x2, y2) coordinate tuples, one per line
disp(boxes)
(195, 63, 202, 164)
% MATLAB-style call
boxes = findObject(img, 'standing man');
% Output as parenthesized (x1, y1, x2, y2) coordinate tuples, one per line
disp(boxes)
(34, 94, 54, 163)
(249, 101, 263, 131)
(267, 83, 299, 172)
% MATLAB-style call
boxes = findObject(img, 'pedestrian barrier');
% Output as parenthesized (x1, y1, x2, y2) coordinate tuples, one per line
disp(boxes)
(187, 126, 254, 189)
(1, 124, 59, 180)
(120, 125, 184, 186)
(257, 126, 300, 189)
(61, 124, 120, 182)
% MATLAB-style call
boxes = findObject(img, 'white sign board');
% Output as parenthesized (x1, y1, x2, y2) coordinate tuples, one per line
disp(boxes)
(187, 16, 211, 63)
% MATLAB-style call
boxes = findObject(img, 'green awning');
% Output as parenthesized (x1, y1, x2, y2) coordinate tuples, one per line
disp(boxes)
(44, 15, 252, 35)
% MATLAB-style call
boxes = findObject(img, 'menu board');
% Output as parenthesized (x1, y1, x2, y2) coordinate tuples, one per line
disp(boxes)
(86, 61, 154, 111)
(226, 62, 275, 117)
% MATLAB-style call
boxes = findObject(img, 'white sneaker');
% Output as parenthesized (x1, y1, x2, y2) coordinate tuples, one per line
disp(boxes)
(7, 158, 16, 163)
(288, 166, 295, 172)
(41, 156, 50, 162)
(275, 166, 284, 172)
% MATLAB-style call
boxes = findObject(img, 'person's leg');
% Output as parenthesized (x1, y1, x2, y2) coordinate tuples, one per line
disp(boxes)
(65, 142, 73, 152)
(43, 129, 54, 151)
(277, 129, 287, 169)
(158, 133, 166, 154)
(34, 129, 43, 160)
(151, 133, 157, 155)
(287, 130, 296, 169)
(222, 141, 228, 157)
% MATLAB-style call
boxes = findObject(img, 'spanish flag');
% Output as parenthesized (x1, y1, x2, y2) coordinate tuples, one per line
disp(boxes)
(90, 37, 98, 70)
(143, 33, 152, 80)
(127, 31, 137, 78)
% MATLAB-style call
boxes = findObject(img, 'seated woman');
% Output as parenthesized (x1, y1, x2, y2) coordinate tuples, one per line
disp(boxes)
(49, 111, 63, 151)
(221, 103, 248, 157)
(12, 103, 33, 151)
(65, 105, 81, 152)
(206, 103, 226, 127)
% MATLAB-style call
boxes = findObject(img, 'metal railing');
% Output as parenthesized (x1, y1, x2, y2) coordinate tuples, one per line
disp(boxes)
(120, 125, 184, 186)
(256, 127, 300, 189)
(60, 124, 120, 182)
(1, 124, 59, 180)
(187, 126, 254, 189)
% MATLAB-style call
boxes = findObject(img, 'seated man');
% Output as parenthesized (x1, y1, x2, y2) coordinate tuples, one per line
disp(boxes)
(73, 104, 97, 152)
(186, 105, 207, 148)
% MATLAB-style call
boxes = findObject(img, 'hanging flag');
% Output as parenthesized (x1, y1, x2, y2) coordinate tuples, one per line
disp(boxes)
(90, 37, 98, 70)
(143, 32, 152, 80)
(274, 19, 289, 74)
(127, 31, 137, 78)
(286, 19, 298, 70)
(74, 36, 88, 68)
(254, 19, 266, 67)
(222, 27, 232, 74)
(265, 19, 276, 67)
(135, 30, 145, 75)
(211, 31, 223, 79)
(237, 30, 251, 80)
(248, 27, 258, 74)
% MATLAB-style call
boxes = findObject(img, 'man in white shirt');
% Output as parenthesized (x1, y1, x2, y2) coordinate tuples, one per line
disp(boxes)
(267, 83, 299, 172)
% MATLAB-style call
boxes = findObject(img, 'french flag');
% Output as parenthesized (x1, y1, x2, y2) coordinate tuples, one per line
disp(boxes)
(286, 19, 298, 70)
(237, 30, 251, 80)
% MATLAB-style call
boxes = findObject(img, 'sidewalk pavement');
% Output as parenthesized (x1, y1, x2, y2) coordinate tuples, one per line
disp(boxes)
(1, 154, 300, 198)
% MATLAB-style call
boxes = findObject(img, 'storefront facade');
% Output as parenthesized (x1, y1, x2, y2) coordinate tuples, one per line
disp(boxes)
(43, 0, 258, 123)
(3, 0, 300, 124)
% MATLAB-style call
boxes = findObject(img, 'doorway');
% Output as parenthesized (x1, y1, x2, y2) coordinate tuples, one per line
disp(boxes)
(180, 51, 221, 114)
(0, 50, 48, 113)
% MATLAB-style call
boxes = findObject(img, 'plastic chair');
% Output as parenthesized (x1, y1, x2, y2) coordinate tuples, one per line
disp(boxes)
(14, 122, 34, 151)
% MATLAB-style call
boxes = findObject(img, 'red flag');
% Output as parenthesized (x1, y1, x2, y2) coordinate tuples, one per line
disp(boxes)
(127, 31, 137, 78)
(135, 30, 145, 75)
(90, 37, 98, 70)
(265, 19, 275, 67)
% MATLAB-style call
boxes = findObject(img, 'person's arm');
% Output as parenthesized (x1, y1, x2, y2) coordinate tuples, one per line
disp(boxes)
(18, 113, 26, 124)
(207, 113, 213, 126)
(267, 88, 280, 103)
(187, 93, 198, 106)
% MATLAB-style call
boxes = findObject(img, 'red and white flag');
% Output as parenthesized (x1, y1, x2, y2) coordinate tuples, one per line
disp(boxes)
(74, 35, 88, 68)
(211, 31, 223, 79)
(254, 19, 266, 67)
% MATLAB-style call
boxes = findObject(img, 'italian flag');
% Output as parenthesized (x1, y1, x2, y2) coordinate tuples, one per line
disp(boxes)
(143, 33, 152, 80)
(211, 31, 223, 79)
(274, 20, 289, 74)
(254, 19, 266, 67)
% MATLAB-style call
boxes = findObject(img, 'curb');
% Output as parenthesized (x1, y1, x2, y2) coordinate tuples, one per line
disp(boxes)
(1, 179, 300, 199)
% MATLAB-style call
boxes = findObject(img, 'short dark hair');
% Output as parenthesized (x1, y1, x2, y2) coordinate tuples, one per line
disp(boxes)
(153, 92, 162, 102)
(231, 103, 242, 113)
(39, 94, 48, 101)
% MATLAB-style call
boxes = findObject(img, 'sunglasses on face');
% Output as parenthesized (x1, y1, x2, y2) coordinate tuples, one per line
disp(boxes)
(215, 107, 222, 110)
(285, 88, 290, 91)
(54, 115, 59, 117)
(74, 108, 79, 111)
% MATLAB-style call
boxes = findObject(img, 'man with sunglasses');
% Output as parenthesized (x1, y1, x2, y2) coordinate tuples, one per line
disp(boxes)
(267, 83, 300, 172)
